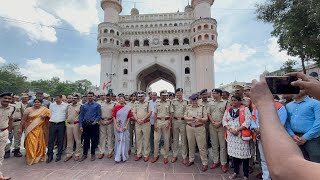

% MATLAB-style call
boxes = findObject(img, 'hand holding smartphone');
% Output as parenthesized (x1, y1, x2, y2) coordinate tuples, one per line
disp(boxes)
(266, 76, 300, 94)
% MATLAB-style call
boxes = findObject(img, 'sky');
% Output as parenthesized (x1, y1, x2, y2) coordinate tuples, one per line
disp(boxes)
(0, 0, 298, 94)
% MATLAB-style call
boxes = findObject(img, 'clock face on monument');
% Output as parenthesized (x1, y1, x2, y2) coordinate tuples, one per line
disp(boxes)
(153, 38, 159, 45)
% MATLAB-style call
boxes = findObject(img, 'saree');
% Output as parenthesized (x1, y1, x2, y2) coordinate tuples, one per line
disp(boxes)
(24, 107, 50, 165)
(114, 105, 132, 162)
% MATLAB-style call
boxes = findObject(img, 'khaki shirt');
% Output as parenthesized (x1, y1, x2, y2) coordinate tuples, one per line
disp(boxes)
(0, 104, 15, 129)
(127, 101, 136, 109)
(199, 99, 212, 112)
(208, 100, 228, 122)
(133, 101, 152, 119)
(10, 102, 23, 120)
(172, 99, 188, 118)
(66, 103, 82, 122)
(184, 105, 208, 126)
(155, 100, 173, 118)
(101, 101, 115, 119)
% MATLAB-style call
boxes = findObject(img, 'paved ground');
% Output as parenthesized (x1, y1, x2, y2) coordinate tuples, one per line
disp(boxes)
(2, 152, 262, 180)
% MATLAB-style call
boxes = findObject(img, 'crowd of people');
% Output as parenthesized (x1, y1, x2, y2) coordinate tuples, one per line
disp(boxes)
(0, 72, 319, 180)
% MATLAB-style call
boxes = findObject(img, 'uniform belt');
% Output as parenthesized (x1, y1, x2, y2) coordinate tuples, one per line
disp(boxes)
(0, 127, 8, 132)
(101, 118, 113, 121)
(67, 121, 79, 125)
(143, 119, 150, 123)
(157, 117, 170, 120)
(174, 117, 184, 120)
(50, 121, 65, 124)
(13, 119, 21, 122)
(187, 123, 204, 128)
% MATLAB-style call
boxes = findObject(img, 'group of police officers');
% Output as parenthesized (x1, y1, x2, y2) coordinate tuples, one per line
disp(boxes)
(0, 85, 253, 180)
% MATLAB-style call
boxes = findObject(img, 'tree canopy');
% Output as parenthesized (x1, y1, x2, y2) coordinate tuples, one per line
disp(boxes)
(0, 63, 94, 96)
(256, 0, 320, 73)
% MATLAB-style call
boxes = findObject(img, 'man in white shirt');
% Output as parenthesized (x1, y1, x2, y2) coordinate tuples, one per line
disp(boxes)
(47, 95, 68, 163)
(149, 92, 157, 155)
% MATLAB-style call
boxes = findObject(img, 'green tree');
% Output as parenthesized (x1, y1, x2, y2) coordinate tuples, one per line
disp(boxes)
(75, 79, 93, 94)
(281, 59, 297, 73)
(0, 63, 28, 94)
(256, 0, 320, 74)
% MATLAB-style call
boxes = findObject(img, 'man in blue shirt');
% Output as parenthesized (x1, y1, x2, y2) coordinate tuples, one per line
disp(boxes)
(79, 92, 101, 162)
(251, 99, 287, 180)
(286, 90, 320, 163)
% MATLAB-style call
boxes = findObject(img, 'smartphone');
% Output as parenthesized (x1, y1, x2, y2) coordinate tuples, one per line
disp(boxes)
(266, 76, 300, 94)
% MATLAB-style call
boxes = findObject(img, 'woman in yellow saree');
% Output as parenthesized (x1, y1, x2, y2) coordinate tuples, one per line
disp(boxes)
(18, 99, 50, 165)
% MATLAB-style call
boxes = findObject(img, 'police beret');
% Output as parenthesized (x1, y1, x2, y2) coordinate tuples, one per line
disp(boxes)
(131, 92, 138, 97)
(169, 92, 175, 97)
(106, 92, 113, 97)
(0, 92, 13, 97)
(212, 89, 223, 94)
(190, 93, 199, 101)
(118, 93, 125, 97)
(200, 89, 208, 95)
(176, 88, 183, 92)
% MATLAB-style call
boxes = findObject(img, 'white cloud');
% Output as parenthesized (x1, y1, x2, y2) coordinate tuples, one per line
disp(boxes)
(72, 64, 100, 85)
(0, 57, 6, 64)
(37, 0, 99, 33)
(267, 37, 293, 62)
(0, 0, 60, 42)
(20, 58, 65, 80)
(215, 43, 256, 65)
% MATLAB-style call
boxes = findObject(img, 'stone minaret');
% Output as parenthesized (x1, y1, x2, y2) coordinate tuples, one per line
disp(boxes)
(98, 0, 122, 93)
(191, 0, 218, 91)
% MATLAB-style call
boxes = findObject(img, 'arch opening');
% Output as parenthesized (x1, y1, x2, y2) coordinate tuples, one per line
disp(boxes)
(137, 64, 176, 92)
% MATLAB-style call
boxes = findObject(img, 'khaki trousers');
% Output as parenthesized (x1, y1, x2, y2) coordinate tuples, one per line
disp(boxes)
(135, 122, 151, 157)
(66, 124, 82, 157)
(98, 123, 114, 155)
(0, 130, 9, 177)
(5, 121, 21, 152)
(186, 125, 208, 165)
(209, 124, 227, 165)
(154, 120, 170, 158)
(172, 120, 188, 159)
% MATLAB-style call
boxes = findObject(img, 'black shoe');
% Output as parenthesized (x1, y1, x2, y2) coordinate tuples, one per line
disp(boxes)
(55, 156, 61, 162)
(13, 149, 23, 157)
(79, 155, 87, 162)
(4, 151, 10, 159)
(46, 156, 53, 163)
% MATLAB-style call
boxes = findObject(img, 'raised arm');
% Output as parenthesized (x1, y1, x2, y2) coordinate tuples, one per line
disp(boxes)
(250, 74, 320, 180)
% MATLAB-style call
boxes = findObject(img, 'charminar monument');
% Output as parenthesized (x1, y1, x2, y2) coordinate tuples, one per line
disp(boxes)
(98, 0, 218, 96)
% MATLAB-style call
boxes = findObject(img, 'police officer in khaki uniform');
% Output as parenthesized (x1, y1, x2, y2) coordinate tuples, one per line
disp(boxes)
(171, 88, 188, 164)
(128, 93, 137, 152)
(184, 93, 208, 172)
(199, 89, 212, 149)
(65, 94, 82, 162)
(133, 92, 152, 162)
(151, 90, 173, 164)
(98, 92, 116, 159)
(208, 89, 229, 173)
(0, 92, 15, 180)
(4, 96, 23, 158)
